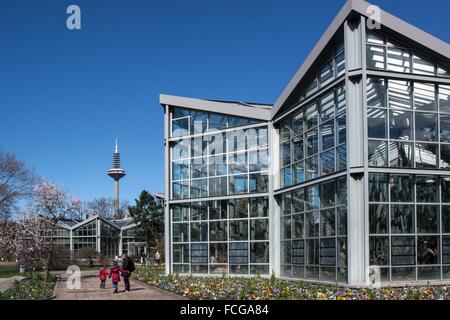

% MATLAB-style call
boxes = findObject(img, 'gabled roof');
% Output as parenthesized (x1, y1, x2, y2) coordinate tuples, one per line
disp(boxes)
(271, 0, 450, 118)
(160, 94, 272, 121)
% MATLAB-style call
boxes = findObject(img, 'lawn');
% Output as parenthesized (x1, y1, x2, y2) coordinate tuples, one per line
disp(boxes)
(0, 265, 21, 278)
(133, 267, 450, 300)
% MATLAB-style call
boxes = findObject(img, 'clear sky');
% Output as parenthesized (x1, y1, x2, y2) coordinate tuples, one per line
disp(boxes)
(0, 0, 449, 204)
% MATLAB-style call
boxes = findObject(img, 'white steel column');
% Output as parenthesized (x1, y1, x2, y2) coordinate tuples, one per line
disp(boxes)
(345, 16, 368, 286)
(164, 104, 171, 275)
(269, 121, 280, 277)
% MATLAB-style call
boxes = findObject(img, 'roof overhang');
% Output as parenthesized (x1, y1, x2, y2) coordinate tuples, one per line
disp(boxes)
(271, 0, 450, 118)
(160, 94, 271, 121)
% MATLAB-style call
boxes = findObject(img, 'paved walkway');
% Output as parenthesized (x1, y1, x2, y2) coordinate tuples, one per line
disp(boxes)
(53, 271, 184, 300)
(0, 276, 25, 293)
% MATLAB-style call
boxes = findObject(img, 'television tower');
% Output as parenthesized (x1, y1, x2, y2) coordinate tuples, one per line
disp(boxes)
(107, 139, 126, 218)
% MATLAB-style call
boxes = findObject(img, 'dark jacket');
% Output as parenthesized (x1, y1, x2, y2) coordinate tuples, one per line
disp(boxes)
(122, 257, 133, 273)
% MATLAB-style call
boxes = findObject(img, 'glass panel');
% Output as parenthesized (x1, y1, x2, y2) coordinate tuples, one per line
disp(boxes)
(172, 117, 189, 137)
(367, 45, 385, 70)
(320, 181, 335, 208)
(229, 242, 248, 264)
(369, 204, 388, 234)
(305, 156, 319, 180)
(190, 222, 208, 242)
(337, 115, 346, 145)
(370, 236, 389, 265)
(368, 140, 388, 167)
(439, 85, 450, 113)
(417, 205, 439, 233)
(293, 214, 304, 239)
(209, 243, 227, 264)
(249, 173, 268, 193)
(413, 55, 436, 76)
(391, 236, 415, 266)
(320, 92, 335, 122)
(321, 209, 335, 237)
(442, 177, 450, 203)
(440, 114, 450, 143)
(281, 142, 291, 166)
(250, 242, 269, 263)
(306, 129, 319, 156)
(417, 236, 439, 265)
(209, 176, 227, 197)
(306, 103, 318, 129)
(415, 113, 438, 142)
(414, 83, 436, 111)
(209, 221, 227, 241)
(229, 220, 248, 241)
(293, 161, 304, 185)
(389, 110, 412, 140)
(368, 108, 387, 138)
(390, 175, 414, 202)
(306, 212, 320, 238)
(229, 174, 248, 195)
(367, 78, 387, 108)
(369, 174, 388, 202)
(250, 219, 269, 240)
(209, 154, 227, 176)
(320, 149, 335, 175)
(228, 198, 248, 219)
(416, 176, 438, 203)
(389, 141, 414, 168)
(415, 143, 437, 169)
(389, 80, 412, 109)
(441, 145, 450, 169)
(321, 120, 335, 150)
(250, 197, 268, 218)
(387, 47, 411, 73)
(319, 60, 334, 85)
(442, 206, 450, 233)
(391, 205, 414, 234)
(293, 136, 304, 162)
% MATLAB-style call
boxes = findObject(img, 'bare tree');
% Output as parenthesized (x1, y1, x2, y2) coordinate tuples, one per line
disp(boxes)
(119, 200, 130, 219)
(87, 197, 130, 219)
(87, 197, 113, 218)
(0, 149, 36, 222)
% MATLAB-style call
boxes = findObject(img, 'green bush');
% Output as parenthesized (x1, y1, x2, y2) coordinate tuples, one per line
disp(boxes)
(0, 274, 56, 300)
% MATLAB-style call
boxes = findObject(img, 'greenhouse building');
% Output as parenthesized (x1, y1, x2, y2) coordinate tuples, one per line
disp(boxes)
(160, 0, 450, 286)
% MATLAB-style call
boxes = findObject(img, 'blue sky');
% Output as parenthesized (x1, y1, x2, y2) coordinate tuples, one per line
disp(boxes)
(0, 0, 449, 204)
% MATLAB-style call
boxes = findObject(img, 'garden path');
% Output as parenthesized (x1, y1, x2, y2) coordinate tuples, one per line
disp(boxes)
(53, 270, 184, 300)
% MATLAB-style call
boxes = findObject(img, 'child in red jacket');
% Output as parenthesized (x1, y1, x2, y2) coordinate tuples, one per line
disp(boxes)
(109, 260, 122, 294)
(99, 265, 108, 289)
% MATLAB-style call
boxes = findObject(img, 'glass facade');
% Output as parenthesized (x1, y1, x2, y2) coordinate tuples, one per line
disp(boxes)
(279, 177, 347, 282)
(171, 197, 269, 275)
(366, 30, 450, 78)
(369, 174, 450, 281)
(367, 77, 450, 168)
(171, 108, 269, 199)
(279, 84, 346, 188)
(365, 27, 450, 283)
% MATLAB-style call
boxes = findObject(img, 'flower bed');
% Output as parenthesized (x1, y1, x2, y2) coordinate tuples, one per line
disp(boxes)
(133, 267, 450, 300)
(0, 274, 56, 300)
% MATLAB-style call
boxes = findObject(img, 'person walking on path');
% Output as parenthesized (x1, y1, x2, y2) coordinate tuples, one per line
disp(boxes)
(99, 265, 109, 289)
(140, 251, 147, 267)
(155, 251, 161, 265)
(109, 260, 122, 294)
(121, 253, 135, 292)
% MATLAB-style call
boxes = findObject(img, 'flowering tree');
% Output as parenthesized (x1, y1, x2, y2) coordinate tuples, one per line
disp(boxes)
(18, 179, 80, 281)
